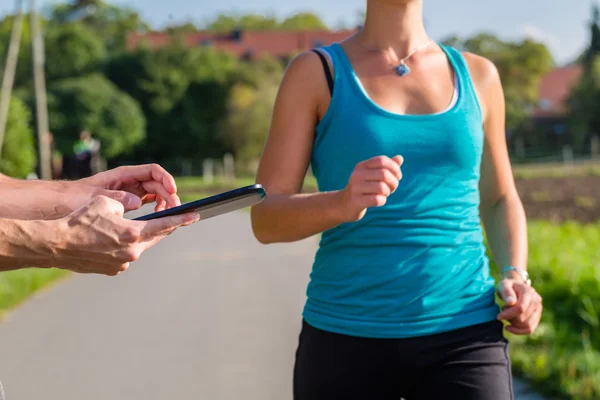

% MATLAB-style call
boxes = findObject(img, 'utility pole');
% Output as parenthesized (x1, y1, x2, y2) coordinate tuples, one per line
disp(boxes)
(0, 0, 24, 158)
(30, 0, 52, 180)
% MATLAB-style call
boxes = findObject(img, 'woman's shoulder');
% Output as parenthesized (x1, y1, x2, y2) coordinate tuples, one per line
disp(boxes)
(460, 52, 502, 91)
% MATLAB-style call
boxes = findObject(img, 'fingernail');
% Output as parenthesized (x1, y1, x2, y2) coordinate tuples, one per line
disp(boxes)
(192, 214, 201, 223)
(125, 194, 142, 210)
(505, 296, 516, 304)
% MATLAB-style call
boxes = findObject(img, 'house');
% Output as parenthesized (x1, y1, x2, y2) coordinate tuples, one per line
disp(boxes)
(532, 64, 583, 135)
(126, 29, 357, 61)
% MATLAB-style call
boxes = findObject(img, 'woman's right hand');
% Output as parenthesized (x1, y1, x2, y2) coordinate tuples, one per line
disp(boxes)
(337, 155, 404, 222)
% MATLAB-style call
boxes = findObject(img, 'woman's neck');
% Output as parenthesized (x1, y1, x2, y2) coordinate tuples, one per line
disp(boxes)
(359, 0, 429, 56)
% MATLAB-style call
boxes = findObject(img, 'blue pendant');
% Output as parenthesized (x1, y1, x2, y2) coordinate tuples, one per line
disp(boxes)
(394, 62, 411, 77)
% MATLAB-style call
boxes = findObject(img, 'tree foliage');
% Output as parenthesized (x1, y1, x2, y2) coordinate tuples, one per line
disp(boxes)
(105, 44, 238, 161)
(1, 97, 37, 177)
(44, 22, 106, 82)
(46, 74, 145, 159)
(220, 56, 284, 163)
(280, 13, 327, 30)
(47, 0, 148, 51)
(207, 12, 327, 32)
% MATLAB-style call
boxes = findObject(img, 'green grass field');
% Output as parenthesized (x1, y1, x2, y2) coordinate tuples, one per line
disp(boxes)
(0, 268, 70, 318)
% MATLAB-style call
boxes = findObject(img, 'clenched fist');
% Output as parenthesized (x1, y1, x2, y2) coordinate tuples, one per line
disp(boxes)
(337, 155, 403, 222)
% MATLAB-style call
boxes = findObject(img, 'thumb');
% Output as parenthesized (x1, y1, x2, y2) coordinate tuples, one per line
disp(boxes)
(393, 155, 404, 166)
(103, 190, 143, 212)
(139, 212, 201, 239)
(498, 280, 518, 306)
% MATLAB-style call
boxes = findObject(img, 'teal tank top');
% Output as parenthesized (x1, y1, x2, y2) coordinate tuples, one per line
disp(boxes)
(304, 43, 499, 339)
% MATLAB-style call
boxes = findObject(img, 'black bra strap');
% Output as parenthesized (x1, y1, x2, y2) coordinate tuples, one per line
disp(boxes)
(311, 49, 334, 96)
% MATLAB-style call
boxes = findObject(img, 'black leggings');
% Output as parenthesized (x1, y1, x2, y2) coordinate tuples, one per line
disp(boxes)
(293, 320, 513, 400)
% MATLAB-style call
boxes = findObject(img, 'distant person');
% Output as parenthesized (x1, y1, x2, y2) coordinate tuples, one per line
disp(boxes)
(72, 130, 100, 178)
(45, 132, 63, 179)
(251, 0, 542, 399)
(0, 164, 199, 275)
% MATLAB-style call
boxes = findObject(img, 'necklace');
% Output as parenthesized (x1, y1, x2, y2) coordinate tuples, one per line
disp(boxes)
(356, 37, 432, 77)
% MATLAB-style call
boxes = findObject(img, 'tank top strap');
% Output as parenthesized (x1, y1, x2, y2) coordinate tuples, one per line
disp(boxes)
(439, 44, 483, 121)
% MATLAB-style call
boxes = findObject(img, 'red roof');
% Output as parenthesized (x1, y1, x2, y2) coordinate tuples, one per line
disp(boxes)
(127, 29, 357, 58)
(533, 65, 583, 118)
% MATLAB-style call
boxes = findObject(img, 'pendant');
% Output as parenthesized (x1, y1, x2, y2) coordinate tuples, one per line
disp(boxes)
(394, 62, 411, 77)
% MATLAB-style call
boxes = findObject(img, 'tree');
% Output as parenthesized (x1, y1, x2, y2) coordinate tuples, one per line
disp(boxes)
(220, 56, 283, 164)
(220, 78, 278, 164)
(0, 97, 36, 177)
(44, 22, 106, 82)
(47, 1, 148, 52)
(206, 12, 328, 32)
(105, 44, 239, 162)
(587, 4, 600, 63)
(281, 13, 327, 30)
(567, 58, 600, 150)
(46, 73, 145, 159)
(207, 13, 278, 32)
(0, 14, 33, 89)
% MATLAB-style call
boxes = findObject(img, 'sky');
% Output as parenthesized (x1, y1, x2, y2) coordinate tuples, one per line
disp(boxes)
(0, 0, 596, 65)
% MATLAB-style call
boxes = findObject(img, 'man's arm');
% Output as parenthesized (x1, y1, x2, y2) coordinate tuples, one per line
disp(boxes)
(0, 164, 181, 220)
(0, 218, 56, 271)
(0, 174, 76, 220)
(0, 196, 199, 274)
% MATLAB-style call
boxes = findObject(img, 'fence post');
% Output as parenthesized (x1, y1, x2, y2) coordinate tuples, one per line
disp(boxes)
(591, 135, 600, 159)
(181, 159, 192, 177)
(224, 153, 235, 183)
(515, 136, 526, 159)
(562, 145, 574, 165)
(203, 158, 214, 183)
(214, 159, 224, 180)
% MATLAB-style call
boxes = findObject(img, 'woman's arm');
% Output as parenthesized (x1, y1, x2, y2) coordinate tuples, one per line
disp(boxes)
(251, 52, 402, 244)
(466, 53, 542, 335)
(466, 54, 528, 274)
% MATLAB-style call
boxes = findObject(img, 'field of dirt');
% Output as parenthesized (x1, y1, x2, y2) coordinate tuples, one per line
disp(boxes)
(516, 175, 600, 223)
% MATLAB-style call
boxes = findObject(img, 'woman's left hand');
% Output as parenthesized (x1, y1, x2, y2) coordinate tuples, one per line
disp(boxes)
(496, 279, 543, 335)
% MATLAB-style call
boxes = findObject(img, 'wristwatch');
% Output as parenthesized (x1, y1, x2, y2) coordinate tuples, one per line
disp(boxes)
(503, 266, 531, 286)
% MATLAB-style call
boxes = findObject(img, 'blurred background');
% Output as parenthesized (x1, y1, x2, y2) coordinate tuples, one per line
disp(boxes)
(0, 1, 599, 399)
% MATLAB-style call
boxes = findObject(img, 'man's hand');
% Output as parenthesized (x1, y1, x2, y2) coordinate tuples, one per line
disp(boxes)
(73, 164, 182, 213)
(53, 195, 199, 276)
(496, 278, 543, 335)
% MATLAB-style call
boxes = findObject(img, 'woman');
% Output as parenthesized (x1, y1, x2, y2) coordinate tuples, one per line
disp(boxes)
(251, 0, 542, 398)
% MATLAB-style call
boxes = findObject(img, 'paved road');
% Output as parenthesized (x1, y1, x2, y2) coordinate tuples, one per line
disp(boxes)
(0, 210, 545, 399)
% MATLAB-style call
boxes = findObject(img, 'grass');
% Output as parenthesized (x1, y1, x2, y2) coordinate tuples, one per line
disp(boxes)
(175, 175, 318, 194)
(512, 161, 600, 180)
(488, 221, 600, 399)
(0, 268, 70, 318)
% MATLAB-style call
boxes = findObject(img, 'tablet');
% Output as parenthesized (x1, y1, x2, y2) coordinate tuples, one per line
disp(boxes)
(133, 184, 266, 221)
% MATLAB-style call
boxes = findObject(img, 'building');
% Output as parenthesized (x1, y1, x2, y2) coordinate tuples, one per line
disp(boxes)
(532, 64, 584, 135)
(127, 29, 357, 61)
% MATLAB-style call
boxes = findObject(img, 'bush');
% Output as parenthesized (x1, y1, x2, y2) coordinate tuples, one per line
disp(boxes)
(0, 97, 37, 177)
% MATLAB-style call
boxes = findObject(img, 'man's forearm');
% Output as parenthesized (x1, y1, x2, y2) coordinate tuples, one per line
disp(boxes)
(0, 218, 57, 271)
(481, 192, 528, 275)
(0, 174, 72, 220)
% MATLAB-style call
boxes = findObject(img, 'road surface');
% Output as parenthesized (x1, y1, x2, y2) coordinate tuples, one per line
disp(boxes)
(0, 211, 545, 399)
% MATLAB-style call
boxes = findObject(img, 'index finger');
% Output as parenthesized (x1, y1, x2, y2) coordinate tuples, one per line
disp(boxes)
(364, 156, 401, 179)
(139, 212, 200, 239)
(120, 164, 178, 195)
(497, 289, 533, 321)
